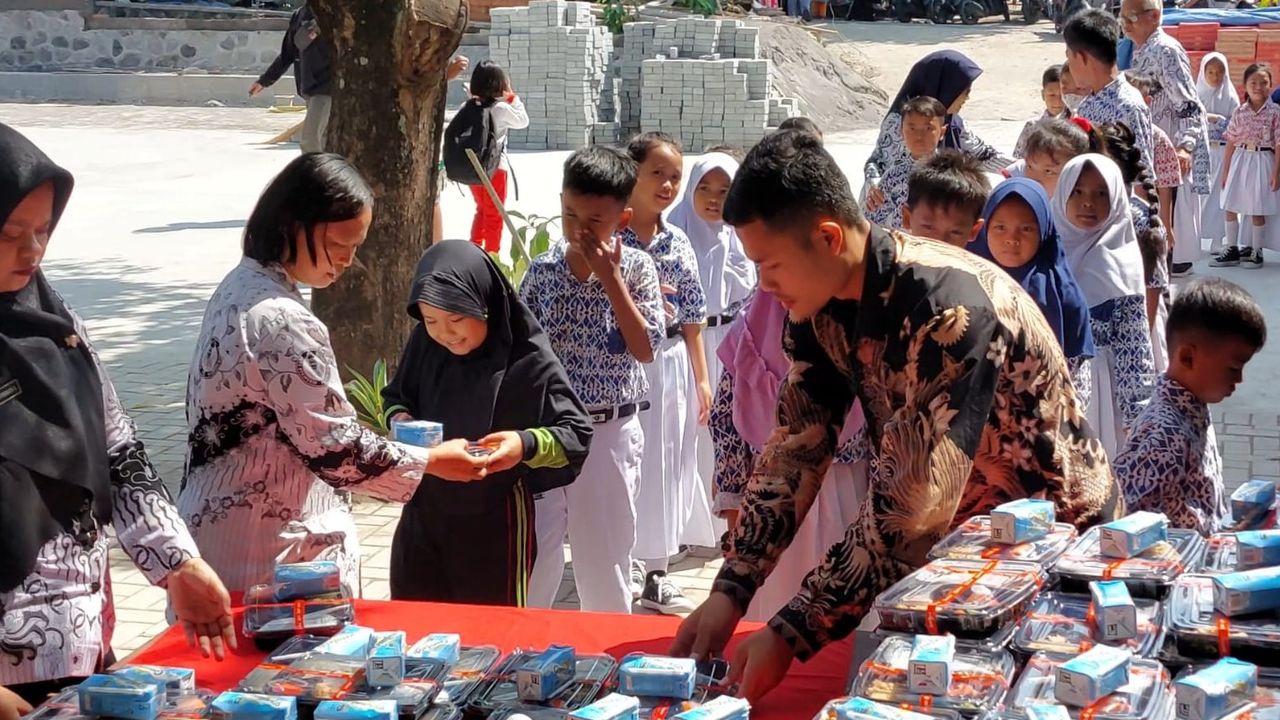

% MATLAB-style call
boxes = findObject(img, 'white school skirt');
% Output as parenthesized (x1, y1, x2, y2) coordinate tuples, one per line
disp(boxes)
(743, 460, 868, 623)
(1201, 144, 1228, 247)
(635, 336, 705, 561)
(1222, 149, 1280, 217)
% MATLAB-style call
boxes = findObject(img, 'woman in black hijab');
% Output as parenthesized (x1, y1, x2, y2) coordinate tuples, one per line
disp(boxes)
(0, 124, 235, 711)
(384, 240, 592, 606)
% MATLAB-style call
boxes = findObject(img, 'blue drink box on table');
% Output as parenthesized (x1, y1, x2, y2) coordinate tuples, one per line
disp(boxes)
(314, 700, 398, 720)
(1212, 566, 1280, 616)
(407, 634, 460, 670)
(819, 698, 937, 720)
(273, 561, 343, 602)
(569, 693, 641, 720)
(391, 420, 442, 449)
(1232, 481, 1276, 529)
(1099, 512, 1169, 559)
(990, 499, 1055, 545)
(316, 625, 377, 656)
(1236, 531, 1280, 570)
(515, 645, 576, 702)
(671, 696, 749, 720)
(114, 666, 197, 697)
(367, 631, 406, 688)
(1174, 658, 1257, 720)
(1090, 580, 1138, 642)
(211, 693, 298, 720)
(1053, 644, 1131, 707)
(1024, 706, 1071, 720)
(907, 635, 954, 695)
(80, 674, 164, 720)
(618, 655, 697, 700)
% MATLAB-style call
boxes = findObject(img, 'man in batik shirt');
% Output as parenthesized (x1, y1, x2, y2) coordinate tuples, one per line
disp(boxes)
(672, 130, 1121, 701)
(1123, 0, 1211, 276)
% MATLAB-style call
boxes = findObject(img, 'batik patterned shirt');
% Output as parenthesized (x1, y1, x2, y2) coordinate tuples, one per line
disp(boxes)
(521, 239, 665, 408)
(1132, 29, 1212, 193)
(1153, 126, 1182, 189)
(1079, 76, 1157, 182)
(620, 225, 707, 328)
(1224, 100, 1280, 148)
(1114, 375, 1225, 535)
(1, 307, 199, 685)
(713, 227, 1119, 659)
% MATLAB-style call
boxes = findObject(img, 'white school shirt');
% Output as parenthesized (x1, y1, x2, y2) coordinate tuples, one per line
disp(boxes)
(487, 95, 530, 155)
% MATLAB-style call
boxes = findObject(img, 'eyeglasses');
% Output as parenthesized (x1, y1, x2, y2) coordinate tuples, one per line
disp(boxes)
(1120, 8, 1154, 21)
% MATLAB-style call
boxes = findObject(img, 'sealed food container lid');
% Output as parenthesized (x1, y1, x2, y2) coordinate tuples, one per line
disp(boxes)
(1012, 592, 1165, 659)
(928, 516, 1079, 567)
(814, 697, 963, 720)
(873, 558, 1047, 638)
(466, 650, 617, 714)
(847, 635, 1017, 718)
(1162, 574, 1280, 665)
(1003, 652, 1173, 720)
(1052, 527, 1206, 598)
(1202, 533, 1242, 574)
(873, 622, 1019, 655)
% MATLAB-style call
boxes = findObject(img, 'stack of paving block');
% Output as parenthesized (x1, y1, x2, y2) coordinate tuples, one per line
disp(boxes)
(489, 0, 616, 150)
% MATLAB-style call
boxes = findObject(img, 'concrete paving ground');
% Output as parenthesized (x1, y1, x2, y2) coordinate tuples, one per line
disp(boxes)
(4, 20, 1279, 658)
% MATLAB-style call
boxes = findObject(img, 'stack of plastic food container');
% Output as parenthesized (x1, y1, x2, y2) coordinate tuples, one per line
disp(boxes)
(1162, 574, 1280, 665)
(998, 652, 1174, 720)
(1011, 591, 1166, 660)
(242, 562, 357, 644)
(928, 516, 1079, 569)
(848, 635, 1017, 718)
(1052, 528, 1206, 599)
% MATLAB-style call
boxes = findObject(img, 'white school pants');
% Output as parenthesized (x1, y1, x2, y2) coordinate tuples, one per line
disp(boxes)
(527, 414, 642, 613)
(1173, 183, 1204, 264)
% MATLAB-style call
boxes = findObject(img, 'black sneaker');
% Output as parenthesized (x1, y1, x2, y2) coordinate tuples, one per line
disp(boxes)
(1171, 261, 1195, 277)
(630, 559, 646, 601)
(639, 570, 696, 615)
(1209, 247, 1241, 267)
(1246, 248, 1265, 269)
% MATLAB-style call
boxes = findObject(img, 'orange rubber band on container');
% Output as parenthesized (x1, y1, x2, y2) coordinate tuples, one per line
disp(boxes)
(1217, 615, 1233, 657)
(925, 560, 999, 634)
(293, 600, 306, 632)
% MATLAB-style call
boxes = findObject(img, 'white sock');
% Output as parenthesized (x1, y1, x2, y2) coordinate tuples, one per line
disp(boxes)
(1252, 222, 1266, 252)
(1227, 219, 1241, 249)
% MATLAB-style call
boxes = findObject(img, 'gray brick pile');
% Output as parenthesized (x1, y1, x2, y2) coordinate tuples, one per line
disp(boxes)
(487, 3, 800, 151)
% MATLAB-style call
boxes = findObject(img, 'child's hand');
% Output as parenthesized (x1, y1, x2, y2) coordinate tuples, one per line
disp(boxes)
(865, 185, 886, 212)
(1273, 173, 1280, 192)
(1208, 113, 1224, 124)
(447, 55, 469, 81)
(584, 234, 623, 279)
(696, 380, 713, 426)
(389, 412, 413, 425)
(426, 439, 490, 482)
(478, 431, 525, 473)
(660, 284, 678, 324)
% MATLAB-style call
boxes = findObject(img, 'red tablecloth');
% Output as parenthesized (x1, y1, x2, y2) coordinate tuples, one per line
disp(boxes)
(125, 600, 850, 719)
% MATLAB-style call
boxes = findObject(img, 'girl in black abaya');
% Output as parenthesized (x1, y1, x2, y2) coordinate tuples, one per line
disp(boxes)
(383, 240, 592, 606)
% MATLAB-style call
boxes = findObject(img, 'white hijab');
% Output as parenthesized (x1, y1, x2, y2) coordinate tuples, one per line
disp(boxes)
(1197, 52, 1241, 118)
(1051, 154, 1146, 306)
(666, 153, 756, 315)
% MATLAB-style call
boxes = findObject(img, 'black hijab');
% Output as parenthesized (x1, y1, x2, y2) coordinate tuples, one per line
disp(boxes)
(0, 123, 112, 593)
(383, 241, 591, 513)
(888, 50, 983, 150)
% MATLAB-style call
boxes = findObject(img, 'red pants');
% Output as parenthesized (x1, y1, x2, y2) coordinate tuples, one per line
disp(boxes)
(469, 167, 507, 254)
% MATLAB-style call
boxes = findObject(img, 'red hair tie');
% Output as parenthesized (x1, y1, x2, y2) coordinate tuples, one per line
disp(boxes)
(1070, 116, 1094, 133)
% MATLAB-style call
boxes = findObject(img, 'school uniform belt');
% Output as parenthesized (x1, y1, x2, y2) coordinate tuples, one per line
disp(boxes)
(666, 325, 682, 339)
(587, 401, 650, 424)
(1240, 144, 1274, 152)
(705, 312, 739, 328)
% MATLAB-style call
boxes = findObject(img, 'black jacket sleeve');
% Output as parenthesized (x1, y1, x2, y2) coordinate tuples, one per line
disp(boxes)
(257, 10, 300, 88)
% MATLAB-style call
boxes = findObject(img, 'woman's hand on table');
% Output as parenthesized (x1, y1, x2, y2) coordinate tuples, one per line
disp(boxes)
(728, 626, 795, 704)
(0, 686, 32, 720)
(166, 558, 236, 661)
(478, 431, 524, 473)
(671, 590, 743, 661)
(427, 439, 490, 482)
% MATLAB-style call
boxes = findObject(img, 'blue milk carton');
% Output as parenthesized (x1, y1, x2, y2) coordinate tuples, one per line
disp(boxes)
(516, 645, 576, 702)
(907, 635, 954, 695)
(1232, 481, 1276, 529)
(314, 701, 398, 720)
(671, 696, 750, 720)
(1090, 580, 1138, 642)
(1213, 565, 1280, 616)
(618, 656, 697, 700)
(1053, 644, 1131, 707)
(406, 634, 461, 670)
(1174, 658, 1258, 720)
(113, 666, 197, 697)
(315, 625, 376, 657)
(210, 693, 298, 720)
(1099, 512, 1169, 559)
(823, 698, 937, 720)
(367, 631, 407, 688)
(569, 693, 641, 720)
(990, 499, 1056, 545)
(79, 674, 164, 720)
(1235, 531, 1280, 570)
(272, 561, 343, 601)
(391, 420, 443, 449)
(1025, 706, 1072, 720)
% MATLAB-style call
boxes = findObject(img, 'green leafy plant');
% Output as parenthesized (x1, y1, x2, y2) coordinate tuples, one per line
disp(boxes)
(673, 0, 719, 14)
(601, 0, 635, 33)
(490, 211, 560, 290)
(344, 359, 407, 436)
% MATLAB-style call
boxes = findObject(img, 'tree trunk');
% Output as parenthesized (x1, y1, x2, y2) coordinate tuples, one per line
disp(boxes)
(310, 0, 468, 378)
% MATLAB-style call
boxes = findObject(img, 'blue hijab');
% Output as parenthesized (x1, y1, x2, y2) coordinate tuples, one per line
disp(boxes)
(889, 50, 983, 150)
(972, 178, 1096, 360)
